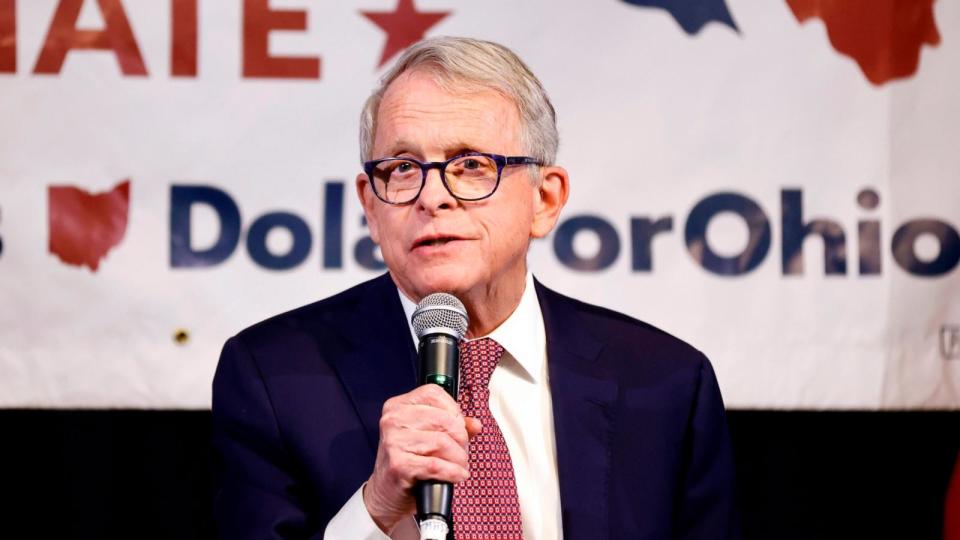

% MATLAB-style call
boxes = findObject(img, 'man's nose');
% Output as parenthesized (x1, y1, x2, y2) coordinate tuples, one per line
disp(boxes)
(417, 167, 457, 212)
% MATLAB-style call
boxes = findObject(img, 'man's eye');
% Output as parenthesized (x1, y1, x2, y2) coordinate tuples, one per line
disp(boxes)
(462, 159, 480, 170)
(396, 162, 414, 173)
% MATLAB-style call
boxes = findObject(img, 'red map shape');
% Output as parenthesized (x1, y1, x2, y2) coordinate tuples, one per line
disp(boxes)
(48, 179, 130, 271)
(787, 0, 941, 85)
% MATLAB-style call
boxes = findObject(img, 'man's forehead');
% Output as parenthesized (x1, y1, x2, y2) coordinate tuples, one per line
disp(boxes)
(373, 70, 522, 157)
(380, 71, 512, 115)
(379, 70, 524, 131)
(376, 136, 496, 159)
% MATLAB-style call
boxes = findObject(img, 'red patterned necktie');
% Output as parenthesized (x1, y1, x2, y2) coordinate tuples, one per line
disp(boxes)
(452, 338, 524, 540)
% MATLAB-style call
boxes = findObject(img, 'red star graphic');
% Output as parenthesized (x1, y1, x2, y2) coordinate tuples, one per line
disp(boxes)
(361, 0, 451, 68)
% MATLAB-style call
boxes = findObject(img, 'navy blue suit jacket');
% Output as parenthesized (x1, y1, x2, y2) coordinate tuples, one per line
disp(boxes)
(212, 273, 739, 539)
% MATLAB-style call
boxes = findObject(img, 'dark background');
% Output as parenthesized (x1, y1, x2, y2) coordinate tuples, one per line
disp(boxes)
(2, 410, 958, 539)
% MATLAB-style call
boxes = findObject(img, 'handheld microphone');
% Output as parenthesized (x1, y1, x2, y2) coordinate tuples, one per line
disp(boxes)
(410, 293, 469, 540)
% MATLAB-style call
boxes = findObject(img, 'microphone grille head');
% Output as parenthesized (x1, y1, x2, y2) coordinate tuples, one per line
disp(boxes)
(411, 293, 469, 340)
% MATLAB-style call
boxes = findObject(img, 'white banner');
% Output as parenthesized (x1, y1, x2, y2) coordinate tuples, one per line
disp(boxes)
(1, 0, 958, 409)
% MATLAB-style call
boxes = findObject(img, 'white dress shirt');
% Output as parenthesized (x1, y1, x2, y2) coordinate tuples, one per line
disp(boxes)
(325, 273, 563, 539)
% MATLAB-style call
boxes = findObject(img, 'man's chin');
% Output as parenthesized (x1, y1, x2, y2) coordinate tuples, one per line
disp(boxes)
(399, 270, 478, 301)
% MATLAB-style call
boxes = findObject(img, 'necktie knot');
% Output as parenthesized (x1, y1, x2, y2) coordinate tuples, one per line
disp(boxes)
(458, 337, 505, 390)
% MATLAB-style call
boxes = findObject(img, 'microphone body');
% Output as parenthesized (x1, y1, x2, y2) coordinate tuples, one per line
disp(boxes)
(417, 332, 460, 396)
(410, 293, 469, 540)
(414, 332, 458, 534)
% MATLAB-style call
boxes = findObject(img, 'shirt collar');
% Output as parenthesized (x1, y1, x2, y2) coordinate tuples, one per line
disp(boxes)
(398, 273, 546, 383)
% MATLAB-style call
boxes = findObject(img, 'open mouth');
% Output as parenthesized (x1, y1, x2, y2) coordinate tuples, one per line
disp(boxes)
(414, 236, 462, 249)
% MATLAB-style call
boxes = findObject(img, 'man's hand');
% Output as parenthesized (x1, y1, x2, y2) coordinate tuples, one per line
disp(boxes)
(362, 384, 483, 533)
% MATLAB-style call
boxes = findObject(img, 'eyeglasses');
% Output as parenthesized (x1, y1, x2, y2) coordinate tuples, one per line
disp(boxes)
(363, 152, 541, 205)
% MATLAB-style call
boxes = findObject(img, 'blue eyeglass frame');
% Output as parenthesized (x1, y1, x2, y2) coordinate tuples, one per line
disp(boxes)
(363, 151, 542, 205)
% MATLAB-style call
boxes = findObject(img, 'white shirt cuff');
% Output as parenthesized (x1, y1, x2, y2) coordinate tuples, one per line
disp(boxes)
(324, 484, 419, 540)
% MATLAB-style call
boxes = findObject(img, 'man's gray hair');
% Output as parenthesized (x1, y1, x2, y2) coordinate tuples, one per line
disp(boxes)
(359, 37, 559, 166)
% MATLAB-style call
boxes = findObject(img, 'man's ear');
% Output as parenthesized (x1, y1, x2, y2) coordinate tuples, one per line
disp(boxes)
(356, 173, 381, 244)
(530, 165, 570, 239)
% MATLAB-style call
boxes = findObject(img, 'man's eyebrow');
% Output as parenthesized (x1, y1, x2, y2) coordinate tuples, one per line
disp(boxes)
(375, 138, 418, 158)
(377, 140, 482, 160)
(445, 145, 480, 159)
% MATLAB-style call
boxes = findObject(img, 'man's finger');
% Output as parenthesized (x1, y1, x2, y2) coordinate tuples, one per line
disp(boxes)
(404, 454, 470, 484)
(465, 417, 483, 438)
(396, 430, 469, 468)
(381, 405, 469, 445)
(399, 384, 461, 414)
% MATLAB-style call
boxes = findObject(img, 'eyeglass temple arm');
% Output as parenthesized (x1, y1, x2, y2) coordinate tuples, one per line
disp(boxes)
(504, 156, 542, 166)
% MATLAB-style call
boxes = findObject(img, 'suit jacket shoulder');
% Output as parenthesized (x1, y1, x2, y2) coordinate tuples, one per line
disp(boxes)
(232, 274, 390, 355)
(212, 273, 416, 539)
(535, 279, 709, 383)
(533, 279, 739, 540)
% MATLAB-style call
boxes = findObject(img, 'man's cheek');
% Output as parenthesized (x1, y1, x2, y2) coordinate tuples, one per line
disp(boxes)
(365, 214, 382, 245)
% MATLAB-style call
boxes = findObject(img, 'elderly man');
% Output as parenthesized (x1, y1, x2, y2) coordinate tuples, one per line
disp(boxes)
(213, 37, 738, 540)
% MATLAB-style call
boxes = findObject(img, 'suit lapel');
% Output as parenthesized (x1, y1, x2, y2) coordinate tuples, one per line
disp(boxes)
(327, 273, 418, 451)
(536, 280, 617, 540)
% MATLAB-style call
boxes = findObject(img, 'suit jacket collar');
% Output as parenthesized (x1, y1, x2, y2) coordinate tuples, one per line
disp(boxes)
(535, 278, 617, 540)
(397, 272, 547, 384)
(327, 273, 418, 450)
